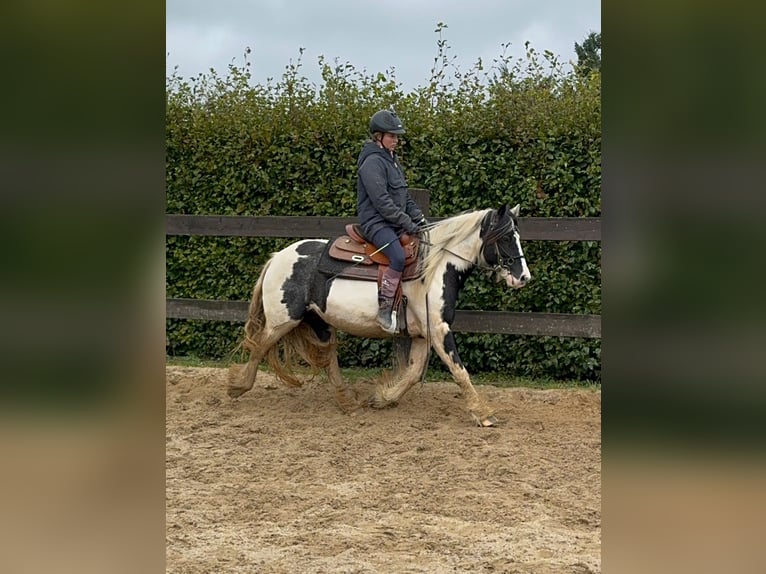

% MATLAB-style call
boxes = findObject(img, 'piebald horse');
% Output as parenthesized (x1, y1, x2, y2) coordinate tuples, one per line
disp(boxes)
(228, 204, 531, 426)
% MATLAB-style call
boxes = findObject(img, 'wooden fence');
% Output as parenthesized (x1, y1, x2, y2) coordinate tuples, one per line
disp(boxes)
(166, 190, 601, 338)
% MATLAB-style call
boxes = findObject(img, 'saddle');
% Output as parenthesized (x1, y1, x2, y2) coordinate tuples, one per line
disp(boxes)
(327, 224, 421, 282)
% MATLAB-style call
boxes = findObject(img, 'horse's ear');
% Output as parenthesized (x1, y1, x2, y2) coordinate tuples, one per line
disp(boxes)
(510, 204, 520, 218)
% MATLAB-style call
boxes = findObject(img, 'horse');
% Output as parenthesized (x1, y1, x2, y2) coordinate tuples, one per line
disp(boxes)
(227, 203, 532, 426)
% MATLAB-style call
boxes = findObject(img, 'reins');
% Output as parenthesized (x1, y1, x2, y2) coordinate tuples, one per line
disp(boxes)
(417, 233, 525, 275)
(419, 227, 432, 384)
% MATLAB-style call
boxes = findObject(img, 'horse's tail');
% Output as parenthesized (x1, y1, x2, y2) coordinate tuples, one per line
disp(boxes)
(248, 257, 332, 388)
(264, 322, 332, 388)
(233, 253, 333, 393)
(243, 258, 272, 355)
(228, 258, 275, 395)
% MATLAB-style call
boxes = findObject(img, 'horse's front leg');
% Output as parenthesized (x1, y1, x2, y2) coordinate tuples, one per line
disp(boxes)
(430, 321, 497, 427)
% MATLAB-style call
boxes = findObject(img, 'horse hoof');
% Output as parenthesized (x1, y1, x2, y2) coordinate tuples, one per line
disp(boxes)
(474, 415, 498, 427)
(227, 386, 247, 399)
(366, 394, 397, 409)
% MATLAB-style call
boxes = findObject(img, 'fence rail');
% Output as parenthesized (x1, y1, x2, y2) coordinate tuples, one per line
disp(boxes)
(166, 191, 601, 339)
(166, 298, 601, 338)
(165, 215, 601, 242)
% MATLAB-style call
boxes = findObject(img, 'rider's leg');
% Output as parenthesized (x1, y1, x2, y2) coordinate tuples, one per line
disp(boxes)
(369, 227, 405, 334)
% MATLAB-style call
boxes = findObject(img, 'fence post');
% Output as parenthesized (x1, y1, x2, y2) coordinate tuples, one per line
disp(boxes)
(409, 188, 430, 217)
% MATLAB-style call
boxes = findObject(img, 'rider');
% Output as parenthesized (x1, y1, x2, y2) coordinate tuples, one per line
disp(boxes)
(357, 109, 427, 333)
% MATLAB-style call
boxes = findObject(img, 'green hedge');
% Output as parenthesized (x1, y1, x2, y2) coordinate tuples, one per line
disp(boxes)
(166, 40, 601, 382)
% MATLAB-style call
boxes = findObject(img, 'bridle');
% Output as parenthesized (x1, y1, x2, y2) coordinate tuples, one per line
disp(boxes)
(420, 210, 525, 275)
(481, 210, 525, 274)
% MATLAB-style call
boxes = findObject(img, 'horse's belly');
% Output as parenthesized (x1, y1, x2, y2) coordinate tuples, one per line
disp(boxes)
(321, 280, 383, 338)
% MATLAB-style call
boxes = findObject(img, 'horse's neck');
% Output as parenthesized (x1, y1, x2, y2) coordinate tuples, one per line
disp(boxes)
(420, 234, 479, 295)
(431, 233, 481, 271)
(430, 212, 486, 263)
(451, 237, 482, 264)
(421, 214, 485, 289)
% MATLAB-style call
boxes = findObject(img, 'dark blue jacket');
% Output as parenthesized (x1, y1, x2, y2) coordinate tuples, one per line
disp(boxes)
(356, 141, 423, 239)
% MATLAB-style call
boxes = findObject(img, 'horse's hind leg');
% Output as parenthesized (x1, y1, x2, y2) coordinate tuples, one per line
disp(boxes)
(227, 321, 299, 398)
(323, 329, 359, 414)
(368, 337, 430, 408)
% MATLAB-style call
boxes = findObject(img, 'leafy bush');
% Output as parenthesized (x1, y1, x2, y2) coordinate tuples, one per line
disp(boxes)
(166, 28, 601, 381)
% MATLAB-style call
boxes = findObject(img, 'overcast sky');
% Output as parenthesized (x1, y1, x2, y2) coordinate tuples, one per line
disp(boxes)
(166, 0, 600, 92)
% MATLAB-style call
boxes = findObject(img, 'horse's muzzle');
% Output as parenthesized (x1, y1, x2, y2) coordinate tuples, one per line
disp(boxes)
(507, 272, 531, 289)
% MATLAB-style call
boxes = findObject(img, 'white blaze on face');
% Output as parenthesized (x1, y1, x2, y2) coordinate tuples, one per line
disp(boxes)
(504, 230, 531, 289)
(514, 230, 532, 282)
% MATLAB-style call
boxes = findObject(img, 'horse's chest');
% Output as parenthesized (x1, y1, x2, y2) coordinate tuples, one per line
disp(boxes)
(437, 264, 470, 323)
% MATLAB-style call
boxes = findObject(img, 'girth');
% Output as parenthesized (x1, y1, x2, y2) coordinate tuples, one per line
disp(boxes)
(325, 224, 421, 282)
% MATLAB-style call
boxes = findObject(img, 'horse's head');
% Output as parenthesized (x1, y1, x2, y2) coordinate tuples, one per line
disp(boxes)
(480, 204, 532, 289)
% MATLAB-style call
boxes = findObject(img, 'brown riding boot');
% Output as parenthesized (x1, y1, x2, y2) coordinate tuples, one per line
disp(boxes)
(376, 267, 402, 334)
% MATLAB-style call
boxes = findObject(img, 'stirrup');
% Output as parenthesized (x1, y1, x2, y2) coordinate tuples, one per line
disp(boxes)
(376, 300, 397, 334)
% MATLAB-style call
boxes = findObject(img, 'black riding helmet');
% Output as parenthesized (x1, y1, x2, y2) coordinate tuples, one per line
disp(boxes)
(369, 109, 406, 135)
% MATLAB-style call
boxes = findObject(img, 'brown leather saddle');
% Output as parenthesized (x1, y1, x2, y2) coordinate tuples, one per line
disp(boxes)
(327, 224, 421, 282)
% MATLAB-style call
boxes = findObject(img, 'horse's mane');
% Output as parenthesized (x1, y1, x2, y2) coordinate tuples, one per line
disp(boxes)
(420, 209, 492, 286)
